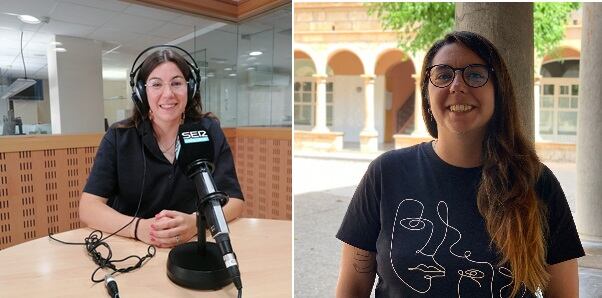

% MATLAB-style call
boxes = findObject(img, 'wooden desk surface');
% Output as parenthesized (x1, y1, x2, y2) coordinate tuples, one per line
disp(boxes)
(0, 218, 291, 297)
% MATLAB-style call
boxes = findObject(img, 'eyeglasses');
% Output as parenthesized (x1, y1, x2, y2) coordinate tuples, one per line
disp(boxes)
(426, 64, 494, 88)
(145, 78, 188, 93)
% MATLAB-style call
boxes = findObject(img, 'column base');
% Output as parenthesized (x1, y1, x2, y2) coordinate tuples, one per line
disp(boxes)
(411, 127, 430, 138)
(295, 130, 343, 152)
(534, 141, 576, 163)
(311, 126, 330, 133)
(393, 134, 434, 149)
(359, 131, 378, 153)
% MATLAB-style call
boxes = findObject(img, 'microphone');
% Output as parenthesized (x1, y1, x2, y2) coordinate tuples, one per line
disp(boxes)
(104, 275, 120, 298)
(176, 122, 242, 291)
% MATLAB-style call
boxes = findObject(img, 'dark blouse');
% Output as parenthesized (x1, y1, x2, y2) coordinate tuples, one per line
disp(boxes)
(83, 117, 243, 218)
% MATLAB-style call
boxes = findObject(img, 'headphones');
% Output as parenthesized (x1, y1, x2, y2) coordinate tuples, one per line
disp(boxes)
(129, 45, 201, 117)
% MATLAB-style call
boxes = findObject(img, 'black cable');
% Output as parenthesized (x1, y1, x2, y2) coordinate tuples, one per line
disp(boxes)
(20, 31, 27, 79)
(48, 230, 156, 282)
(49, 131, 152, 283)
(238, 288, 242, 298)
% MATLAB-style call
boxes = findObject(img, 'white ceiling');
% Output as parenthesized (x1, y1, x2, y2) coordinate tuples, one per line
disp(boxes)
(0, 0, 234, 80)
(0, 0, 291, 82)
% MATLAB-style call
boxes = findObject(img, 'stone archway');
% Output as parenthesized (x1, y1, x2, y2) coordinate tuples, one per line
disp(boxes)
(325, 49, 365, 142)
(375, 49, 415, 143)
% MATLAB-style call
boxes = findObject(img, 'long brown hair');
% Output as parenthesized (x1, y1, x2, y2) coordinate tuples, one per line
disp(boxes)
(118, 48, 210, 128)
(421, 31, 549, 296)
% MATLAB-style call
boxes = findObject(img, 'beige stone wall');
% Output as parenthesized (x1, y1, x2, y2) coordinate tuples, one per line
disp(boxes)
(295, 3, 401, 45)
(295, 3, 417, 76)
(295, 3, 381, 32)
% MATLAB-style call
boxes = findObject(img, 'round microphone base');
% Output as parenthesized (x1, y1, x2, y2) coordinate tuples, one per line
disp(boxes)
(167, 241, 231, 290)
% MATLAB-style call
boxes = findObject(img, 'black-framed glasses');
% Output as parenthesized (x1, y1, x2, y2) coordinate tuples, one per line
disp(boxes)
(427, 64, 494, 88)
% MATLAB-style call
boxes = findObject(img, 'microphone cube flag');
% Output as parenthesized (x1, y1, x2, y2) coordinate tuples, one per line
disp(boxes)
(181, 130, 209, 144)
(177, 122, 215, 176)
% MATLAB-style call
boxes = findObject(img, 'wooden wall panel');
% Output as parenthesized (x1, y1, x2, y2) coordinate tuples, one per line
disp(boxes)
(233, 135, 291, 220)
(0, 153, 10, 248)
(0, 127, 291, 250)
(0, 146, 98, 250)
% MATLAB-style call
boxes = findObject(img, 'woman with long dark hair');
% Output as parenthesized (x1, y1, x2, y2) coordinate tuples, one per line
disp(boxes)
(336, 31, 583, 297)
(79, 48, 244, 248)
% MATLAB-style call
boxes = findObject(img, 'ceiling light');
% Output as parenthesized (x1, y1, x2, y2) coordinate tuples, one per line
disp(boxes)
(247, 67, 255, 71)
(224, 67, 232, 71)
(249, 51, 262, 56)
(54, 48, 67, 52)
(229, 73, 237, 77)
(17, 15, 42, 24)
(49, 41, 62, 46)
(207, 73, 215, 77)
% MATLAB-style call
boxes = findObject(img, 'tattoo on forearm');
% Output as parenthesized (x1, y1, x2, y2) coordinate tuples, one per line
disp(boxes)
(352, 249, 376, 274)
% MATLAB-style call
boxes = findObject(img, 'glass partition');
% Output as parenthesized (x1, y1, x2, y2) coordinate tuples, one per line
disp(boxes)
(190, 22, 239, 127)
(0, 3, 291, 135)
(196, 4, 292, 127)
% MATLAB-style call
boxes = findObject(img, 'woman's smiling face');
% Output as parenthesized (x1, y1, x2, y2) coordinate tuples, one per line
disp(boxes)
(146, 61, 188, 124)
(427, 43, 495, 138)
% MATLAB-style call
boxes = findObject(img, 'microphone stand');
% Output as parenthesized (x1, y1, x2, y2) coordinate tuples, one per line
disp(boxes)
(197, 208, 207, 256)
(166, 162, 232, 290)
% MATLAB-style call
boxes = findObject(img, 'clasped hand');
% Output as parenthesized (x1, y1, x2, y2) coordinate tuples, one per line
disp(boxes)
(136, 210, 196, 248)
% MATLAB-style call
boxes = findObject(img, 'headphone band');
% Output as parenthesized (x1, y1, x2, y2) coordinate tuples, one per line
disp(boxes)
(129, 44, 200, 87)
(129, 44, 202, 118)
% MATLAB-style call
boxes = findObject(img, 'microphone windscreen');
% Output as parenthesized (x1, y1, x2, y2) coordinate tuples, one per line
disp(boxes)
(177, 122, 214, 171)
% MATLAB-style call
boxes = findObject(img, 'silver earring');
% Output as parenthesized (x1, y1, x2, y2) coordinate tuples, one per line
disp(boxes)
(427, 107, 434, 122)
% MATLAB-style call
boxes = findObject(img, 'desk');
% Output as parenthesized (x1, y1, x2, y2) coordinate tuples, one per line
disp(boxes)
(0, 218, 291, 297)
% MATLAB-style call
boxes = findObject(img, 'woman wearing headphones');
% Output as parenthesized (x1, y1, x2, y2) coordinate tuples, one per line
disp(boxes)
(336, 32, 583, 297)
(79, 47, 244, 248)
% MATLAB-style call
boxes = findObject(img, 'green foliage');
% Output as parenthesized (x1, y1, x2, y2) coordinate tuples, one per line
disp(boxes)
(368, 2, 581, 57)
(368, 2, 455, 55)
(534, 2, 581, 57)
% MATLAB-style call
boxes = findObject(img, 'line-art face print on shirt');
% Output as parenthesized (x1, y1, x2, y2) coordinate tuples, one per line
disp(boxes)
(390, 199, 527, 298)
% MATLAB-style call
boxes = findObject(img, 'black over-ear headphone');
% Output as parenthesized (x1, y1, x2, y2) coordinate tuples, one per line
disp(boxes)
(129, 45, 201, 117)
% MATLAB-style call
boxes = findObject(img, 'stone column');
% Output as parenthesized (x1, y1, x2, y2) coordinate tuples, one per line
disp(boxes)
(410, 73, 428, 137)
(534, 75, 542, 141)
(576, 3, 602, 242)
(311, 74, 329, 133)
(360, 74, 378, 152)
(455, 3, 534, 140)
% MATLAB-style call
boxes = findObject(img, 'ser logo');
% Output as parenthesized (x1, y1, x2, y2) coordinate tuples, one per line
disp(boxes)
(181, 130, 209, 144)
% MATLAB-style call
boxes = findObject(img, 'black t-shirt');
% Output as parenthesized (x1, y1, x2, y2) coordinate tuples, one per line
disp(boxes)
(83, 117, 243, 218)
(337, 142, 584, 297)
